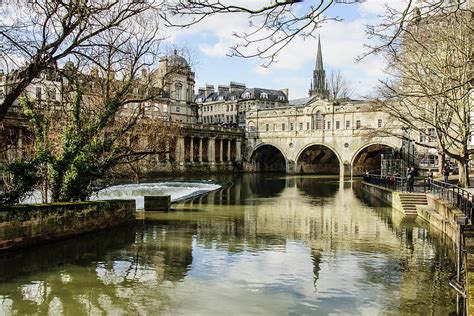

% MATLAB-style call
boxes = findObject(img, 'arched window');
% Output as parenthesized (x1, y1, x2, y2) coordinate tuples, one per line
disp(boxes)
(175, 84, 182, 100)
(314, 110, 324, 130)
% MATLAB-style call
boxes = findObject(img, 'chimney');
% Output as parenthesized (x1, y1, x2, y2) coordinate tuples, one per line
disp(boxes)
(229, 81, 246, 93)
(281, 88, 289, 99)
(218, 85, 230, 95)
(198, 87, 206, 95)
(205, 84, 215, 96)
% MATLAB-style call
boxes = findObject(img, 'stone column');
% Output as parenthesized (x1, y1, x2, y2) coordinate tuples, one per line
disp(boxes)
(165, 141, 170, 161)
(176, 137, 185, 162)
(220, 139, 224, 162)
(236, 139, 242, 162)
(209, 138, 216, 162)
(190, 137, 194, 162)
(18, 128, 23, 148)
(227, 139, 231, 162)
(339, 162, 345, 179)
(199, 138, 203, 162)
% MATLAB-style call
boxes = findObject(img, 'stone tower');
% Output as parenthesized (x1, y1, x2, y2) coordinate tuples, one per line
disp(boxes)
(309, 36, 329, 99)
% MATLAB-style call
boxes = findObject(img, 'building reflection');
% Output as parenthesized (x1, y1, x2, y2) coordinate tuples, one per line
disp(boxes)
(0, 174, 457, 314)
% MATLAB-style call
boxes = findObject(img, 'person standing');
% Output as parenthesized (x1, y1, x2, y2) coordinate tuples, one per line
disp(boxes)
(407, 167, 414, 192)
(443, 163, 450, 185)
(427, 168, 433, 191)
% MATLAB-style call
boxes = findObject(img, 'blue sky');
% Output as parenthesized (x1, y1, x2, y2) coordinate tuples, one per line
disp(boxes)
(165, 0, 405, 100)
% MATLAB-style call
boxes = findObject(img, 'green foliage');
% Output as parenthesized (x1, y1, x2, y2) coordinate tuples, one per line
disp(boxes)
(0, 150, 51, 205)
(0, 70, 162, 204)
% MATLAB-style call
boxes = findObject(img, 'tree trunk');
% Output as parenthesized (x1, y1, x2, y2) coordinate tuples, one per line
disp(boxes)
(458, 160, 470, 188)
(439, 153, 445, 175)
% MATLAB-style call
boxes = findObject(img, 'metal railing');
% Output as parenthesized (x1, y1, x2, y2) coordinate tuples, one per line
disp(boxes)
(425, 178, 474, 222)
(363, 173, 407, 192)
(363, 173, 473, 223)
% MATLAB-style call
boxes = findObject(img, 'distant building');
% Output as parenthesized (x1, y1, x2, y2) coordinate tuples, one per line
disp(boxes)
(197, 82, 289, 128)
(148, 50, 198, 123)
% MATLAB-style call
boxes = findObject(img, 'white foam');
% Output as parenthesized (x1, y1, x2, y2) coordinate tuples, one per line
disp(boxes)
(91, 181, 221, 209)
(21, 181, 221, 209)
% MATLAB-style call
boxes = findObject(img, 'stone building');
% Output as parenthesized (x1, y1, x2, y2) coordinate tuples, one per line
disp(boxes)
(196, 82, 288, 128)
(147, 50, 198, 123)
(196, 82, 246, 125)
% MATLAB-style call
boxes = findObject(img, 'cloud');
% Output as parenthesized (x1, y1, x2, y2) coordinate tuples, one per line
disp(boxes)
(358, 0, 408, 16)
(252, 66, 272, 76)
(199, 42, 229, 57)
(163, 0, 403, 98)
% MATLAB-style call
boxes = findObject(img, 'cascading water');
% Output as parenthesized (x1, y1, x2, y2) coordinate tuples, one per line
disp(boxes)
(22, 181, 221, 209)
(91, 181, 221, 209)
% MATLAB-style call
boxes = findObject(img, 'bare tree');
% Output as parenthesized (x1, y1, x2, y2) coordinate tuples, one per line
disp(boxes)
(360, 0, 471, 60)
(162, 1, 472, 67)
(162, 0, 366, 67)
(371, 4, 473, 186)
(327, 69, 353, 101)
(0, 0, 163, 121)
(0, 15, 188, 204)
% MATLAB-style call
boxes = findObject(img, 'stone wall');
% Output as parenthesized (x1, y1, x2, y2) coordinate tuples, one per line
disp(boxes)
(416, 194, 467, 245)
(360, 182, 393, 205)
(0, 200, 135, 252)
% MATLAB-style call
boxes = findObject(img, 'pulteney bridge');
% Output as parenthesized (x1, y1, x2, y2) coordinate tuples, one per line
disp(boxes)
(243, 129, 403, 178)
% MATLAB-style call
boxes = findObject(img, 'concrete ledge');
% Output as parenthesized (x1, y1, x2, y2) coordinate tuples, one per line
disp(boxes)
(417, 205, 449, 233)
(0, 200, 136, 252)
(415, 195, 466, 245)
(360, 182, 393, 205)
(144, 195, 171, 211)
(465, 240, 474, 315)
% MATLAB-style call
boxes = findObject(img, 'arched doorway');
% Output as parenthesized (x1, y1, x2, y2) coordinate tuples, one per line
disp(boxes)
(296, 145, 340, 175)
(352, 144, 395, 176)
(250, 145, 286, 172)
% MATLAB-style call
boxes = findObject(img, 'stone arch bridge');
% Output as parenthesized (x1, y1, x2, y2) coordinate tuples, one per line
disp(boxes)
(243, 129, 402, 177)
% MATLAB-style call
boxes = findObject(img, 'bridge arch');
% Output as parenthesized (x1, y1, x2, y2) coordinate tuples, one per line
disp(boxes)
(295, 143, 342, 175)
(351, 142, 397, 176)
(249, 143, 287, 172)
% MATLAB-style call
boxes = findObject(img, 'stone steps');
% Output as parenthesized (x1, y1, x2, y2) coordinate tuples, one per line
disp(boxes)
(397, 193, 428, 216)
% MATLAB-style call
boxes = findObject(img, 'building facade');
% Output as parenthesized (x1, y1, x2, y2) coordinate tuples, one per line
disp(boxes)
(197, 82, 288, 128)
(148, 50, 198, 123)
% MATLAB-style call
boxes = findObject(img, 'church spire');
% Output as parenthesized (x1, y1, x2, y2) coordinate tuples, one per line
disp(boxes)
(309, 35, 329, 99)
(315, 35, 324, 71)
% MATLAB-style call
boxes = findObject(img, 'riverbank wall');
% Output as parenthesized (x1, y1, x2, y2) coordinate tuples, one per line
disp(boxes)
(361, 181, 474, 314)
(0, 200, 135, 252)
(359, 181, 393, 205)
(361, 182, 466, 244)
(416, 195, 467, 244)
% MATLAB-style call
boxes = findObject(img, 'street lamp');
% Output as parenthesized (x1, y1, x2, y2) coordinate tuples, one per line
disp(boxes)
(401, 126, 413, 170)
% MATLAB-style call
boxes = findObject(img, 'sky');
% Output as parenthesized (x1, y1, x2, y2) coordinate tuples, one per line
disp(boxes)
(163, 0, 407, 100)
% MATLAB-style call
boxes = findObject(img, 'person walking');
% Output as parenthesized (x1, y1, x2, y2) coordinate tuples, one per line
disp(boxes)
(427, 168, 433, 191)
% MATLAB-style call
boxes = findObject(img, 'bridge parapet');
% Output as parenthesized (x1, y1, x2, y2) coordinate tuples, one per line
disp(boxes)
(244, 128, 404, 177)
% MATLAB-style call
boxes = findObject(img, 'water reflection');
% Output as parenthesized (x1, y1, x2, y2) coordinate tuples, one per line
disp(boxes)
(0, 175, 456, 315)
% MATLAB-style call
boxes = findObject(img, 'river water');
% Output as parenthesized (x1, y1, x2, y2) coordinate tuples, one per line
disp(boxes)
(0, 175, 457, 315)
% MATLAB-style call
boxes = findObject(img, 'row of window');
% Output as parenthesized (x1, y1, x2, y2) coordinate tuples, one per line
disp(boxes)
(203, 104, 236, 113)
(203, 115, 237, 124)
(262, 119, 383, 131)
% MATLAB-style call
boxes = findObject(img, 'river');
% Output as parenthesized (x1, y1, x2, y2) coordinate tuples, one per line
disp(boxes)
(0, 175, 457, 315)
